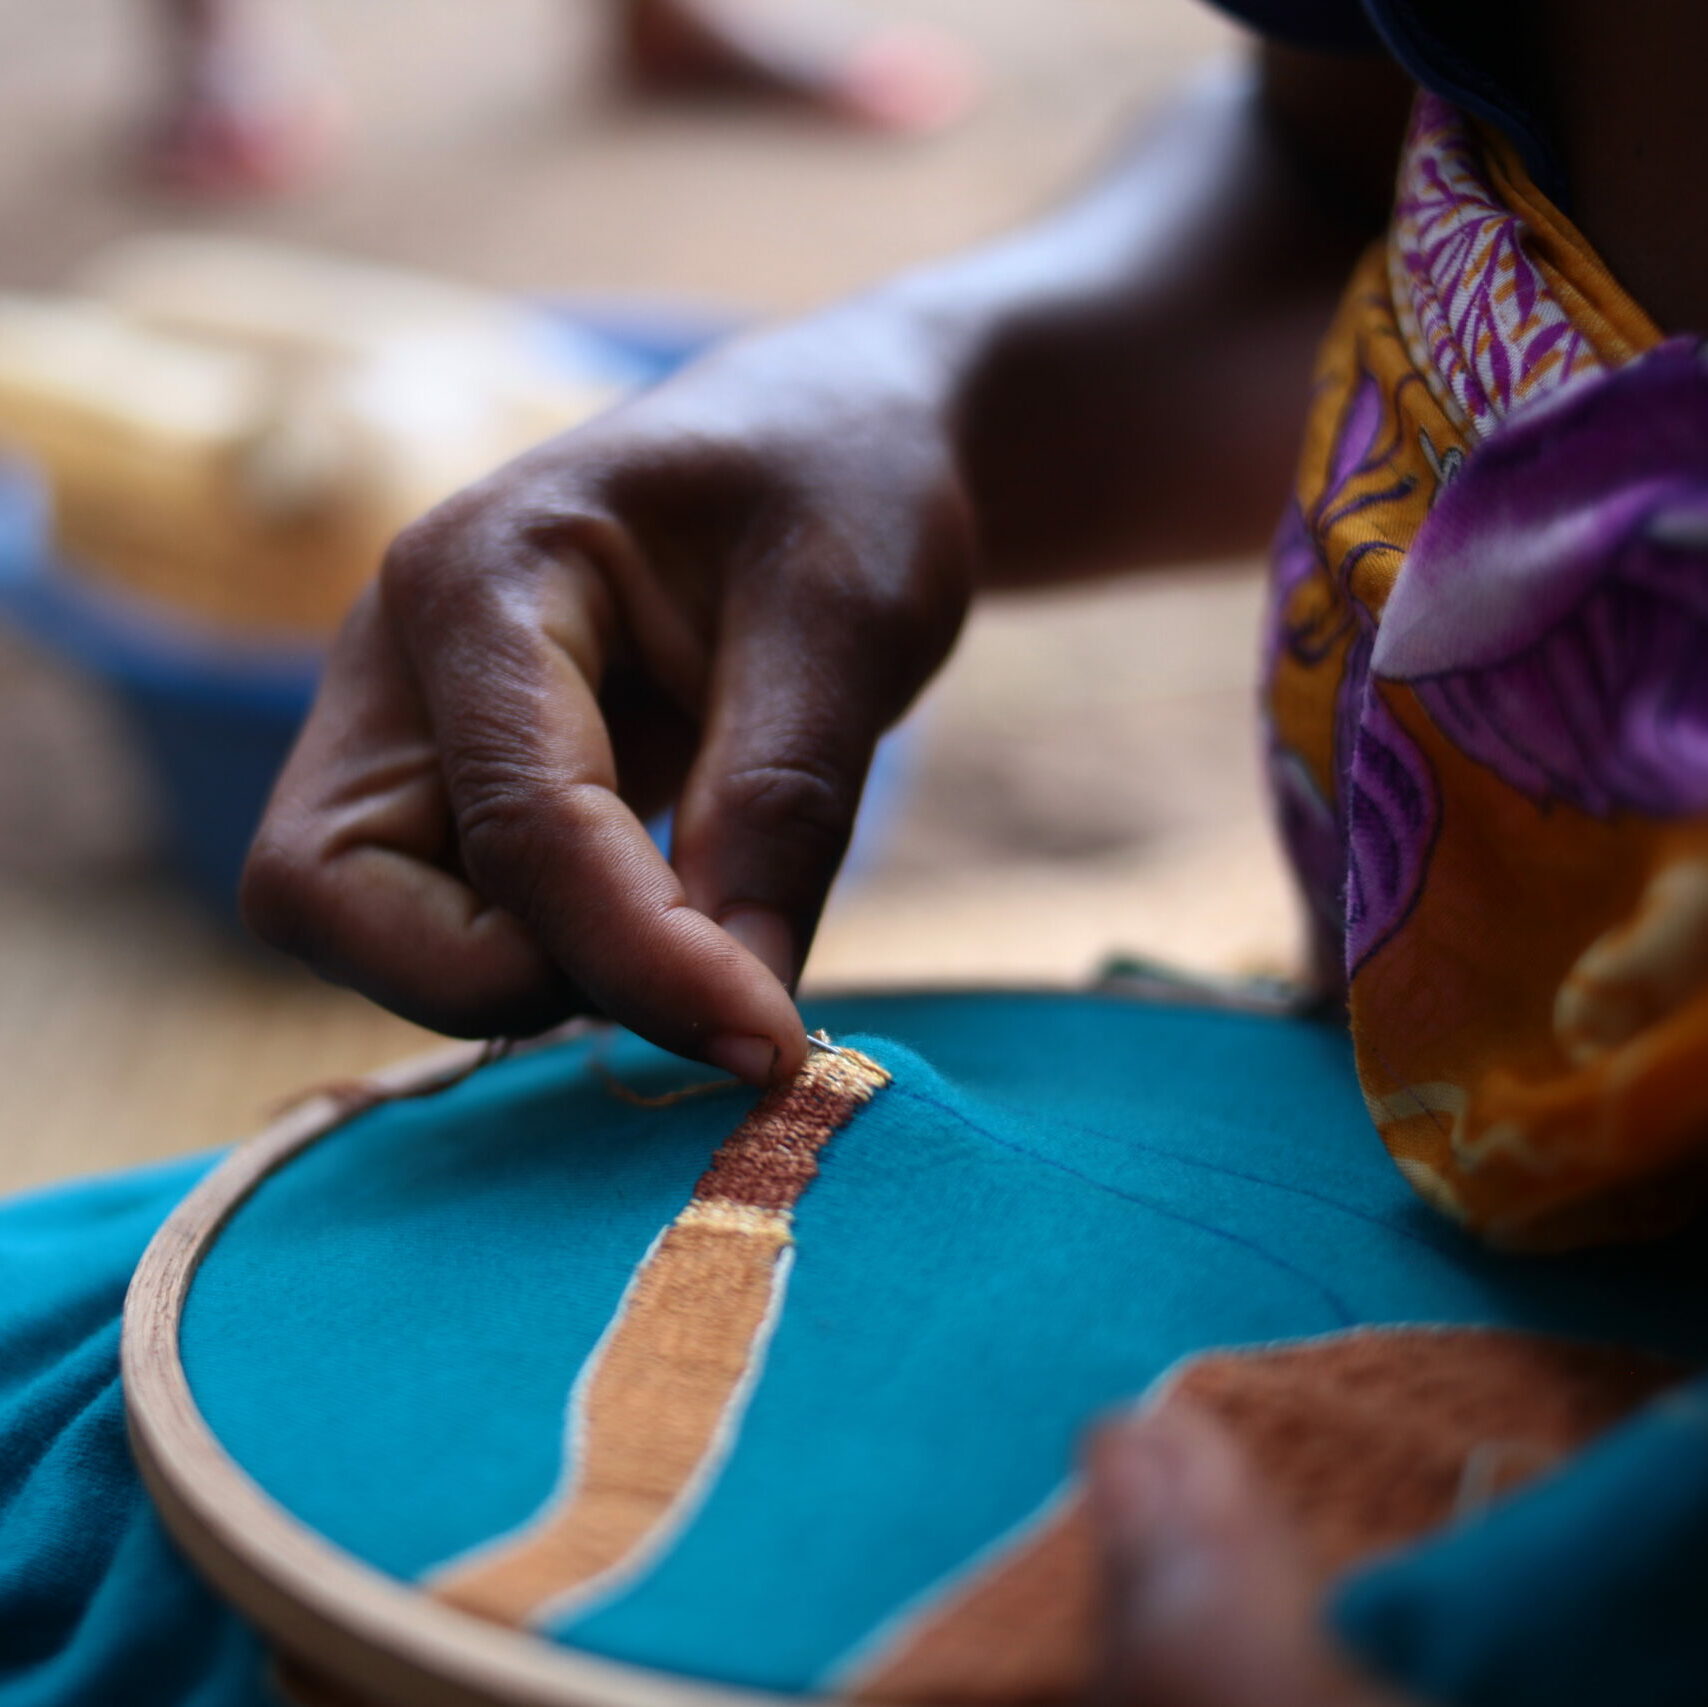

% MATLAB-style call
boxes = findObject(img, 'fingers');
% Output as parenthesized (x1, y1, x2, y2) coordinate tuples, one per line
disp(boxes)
(246, 400, 969, 1081)
(670, 643, 879, 992)
(244, 590, 581, 1038)
(669, 525, 956, 989)
(381, 509, 806, 1081)
(1086, 1404, 1404, 1707)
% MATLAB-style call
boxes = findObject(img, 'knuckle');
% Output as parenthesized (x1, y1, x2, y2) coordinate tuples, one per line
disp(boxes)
(450, 764, 564, 900)
(239, 833, 318, 957)
(380, 482, 630, 647)
(455, 782, 535, 875)
(379, 520, 463, 627)
(819, 560, 901, 627)
(380, 489, 530, 611)
(452, 771, 620, 935)
(755, 549, 899, 657)
(720, 757, 856, 855)
(768, 491, 973, 672)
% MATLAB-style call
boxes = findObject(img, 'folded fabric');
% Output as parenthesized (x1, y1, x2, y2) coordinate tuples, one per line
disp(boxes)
(0, 1157, 270, 1706)
(1265, 91, 1708, 1248)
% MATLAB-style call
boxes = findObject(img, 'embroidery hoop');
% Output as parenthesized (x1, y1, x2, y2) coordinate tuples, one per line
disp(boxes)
(124, 1034, 797, 1707)
(120, 976, 1320, 1706)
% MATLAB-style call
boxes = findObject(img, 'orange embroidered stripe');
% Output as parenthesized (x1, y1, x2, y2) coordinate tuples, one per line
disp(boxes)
(430, 1040, 889, 1629)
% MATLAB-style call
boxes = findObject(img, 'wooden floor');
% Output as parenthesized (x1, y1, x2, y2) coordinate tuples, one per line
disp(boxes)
(0, 0, 1303, 1198)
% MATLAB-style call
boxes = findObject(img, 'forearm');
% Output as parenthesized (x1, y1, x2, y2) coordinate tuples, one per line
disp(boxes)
(852, 45, 1411, 584)
(246, 42, 1411, 1063)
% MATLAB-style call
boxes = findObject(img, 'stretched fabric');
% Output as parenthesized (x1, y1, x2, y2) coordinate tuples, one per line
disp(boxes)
(3, 1000, 1708, 1707)
(1265, 91, 1708, 1248)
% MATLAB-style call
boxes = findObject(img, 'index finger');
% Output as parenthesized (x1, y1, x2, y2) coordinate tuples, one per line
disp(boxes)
(383, 515, 807, 1084)
(243, 588, 583, 1038)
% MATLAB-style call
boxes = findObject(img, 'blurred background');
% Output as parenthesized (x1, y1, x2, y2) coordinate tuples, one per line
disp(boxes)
(0, 0, 1297, 1194)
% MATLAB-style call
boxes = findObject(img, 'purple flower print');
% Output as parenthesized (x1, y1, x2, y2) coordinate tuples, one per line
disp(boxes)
(1267, 737, 1345, 984)
(1374, 339, 1708, 819)
(1343, 656, 1439, 972)
(1392, 94, 1604, 432)
(1263, 355, 1442, 977)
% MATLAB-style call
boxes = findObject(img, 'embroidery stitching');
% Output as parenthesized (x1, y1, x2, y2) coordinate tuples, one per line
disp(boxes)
(429, 1038, 890, 1628)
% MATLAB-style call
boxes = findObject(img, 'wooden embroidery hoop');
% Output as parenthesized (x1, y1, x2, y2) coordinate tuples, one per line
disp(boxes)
(122, 1036, 802, 1707)
(124, 979, 1312, 1706)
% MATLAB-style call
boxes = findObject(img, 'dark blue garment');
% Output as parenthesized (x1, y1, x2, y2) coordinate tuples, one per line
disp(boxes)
(1202, 0, 1565, 204)
(1200, 0, 1380, 50)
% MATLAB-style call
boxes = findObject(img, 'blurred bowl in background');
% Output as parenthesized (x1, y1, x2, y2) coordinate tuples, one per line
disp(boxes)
(0, 292, 911, 924)
(0, 449, 321, 911)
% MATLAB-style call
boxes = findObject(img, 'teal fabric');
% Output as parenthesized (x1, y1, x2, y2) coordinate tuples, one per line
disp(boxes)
(175, 993, 1708, 1695)
(0, 1156, 271, 1706)
(6, 992, 1708, 1706)
(1334, 1384, 1708, 1707)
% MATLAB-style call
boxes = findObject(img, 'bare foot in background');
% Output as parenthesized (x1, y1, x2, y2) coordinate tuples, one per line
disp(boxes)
(143, 0, 337, 196)
(618, 0, 979, 132)
(140, 0, 977, 198)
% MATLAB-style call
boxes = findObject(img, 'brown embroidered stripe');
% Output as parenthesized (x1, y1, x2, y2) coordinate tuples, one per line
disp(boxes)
(849, 1492, 1094, 1707)
(694, 1043, 892, 1212)
(848, 1326, 1684, 1706)
(429, 1039, 890, 1630)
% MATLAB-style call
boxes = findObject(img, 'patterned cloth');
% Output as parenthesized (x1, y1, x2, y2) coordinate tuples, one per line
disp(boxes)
(1265, 92, 1708, 1248)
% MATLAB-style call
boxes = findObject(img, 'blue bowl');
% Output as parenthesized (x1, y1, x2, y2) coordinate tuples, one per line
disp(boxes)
(0, 306, 912, 923)
(0, 456, 323, 910)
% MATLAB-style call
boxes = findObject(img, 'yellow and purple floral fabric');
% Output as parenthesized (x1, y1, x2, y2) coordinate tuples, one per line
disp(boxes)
(1267, 92, 1708, 1248)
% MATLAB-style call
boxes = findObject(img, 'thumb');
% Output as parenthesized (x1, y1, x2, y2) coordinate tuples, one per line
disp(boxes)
(1086, 1404, 1401, 1707)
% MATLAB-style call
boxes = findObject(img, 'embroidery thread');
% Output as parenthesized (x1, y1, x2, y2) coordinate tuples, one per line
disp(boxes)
(430, 1037, 891, 1627)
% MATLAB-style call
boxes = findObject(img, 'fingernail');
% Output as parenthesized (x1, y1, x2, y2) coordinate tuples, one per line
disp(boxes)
(719, 905, 797, 988)
(705, 1033, 781, 1087)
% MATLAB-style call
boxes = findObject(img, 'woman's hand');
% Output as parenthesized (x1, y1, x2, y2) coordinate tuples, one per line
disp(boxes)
(245, 50, 1407, 1077)
(1087, 1404, 1410, 1707)
(243, 310, 975, 1083)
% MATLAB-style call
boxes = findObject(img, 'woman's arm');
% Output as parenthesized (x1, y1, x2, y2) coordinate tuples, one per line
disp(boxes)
(243, 42, 1413, 1078)
(900, 41, 1411, 582)
(1549, 0, 1708, 335)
